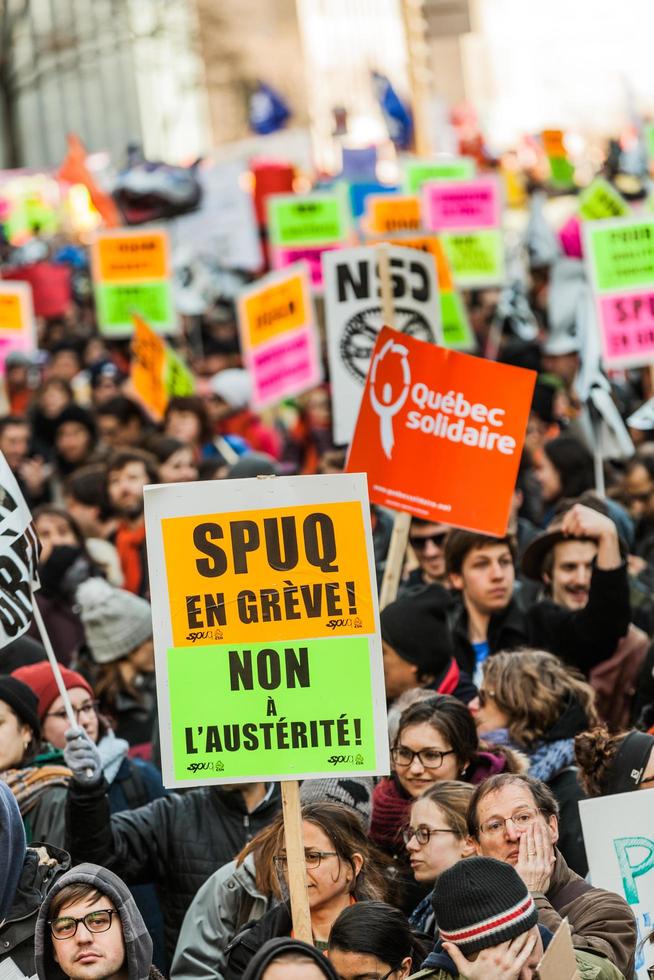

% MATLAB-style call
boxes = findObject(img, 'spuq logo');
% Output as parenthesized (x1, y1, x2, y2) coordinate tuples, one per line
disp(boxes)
(348, 326, 536, 536)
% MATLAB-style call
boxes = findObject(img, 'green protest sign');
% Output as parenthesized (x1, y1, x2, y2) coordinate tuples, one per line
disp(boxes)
(440, 290, 475, 349)
(645, 123, 654, 166)
(144, 474, 389, 787)
(268, 193, 349, 248)
(548, 155, 575, 189)
(441, 229, 505, 287)
(579, 178, 630, 221)
(95, 282, 174, 337)
(404, 157, 475, 195)
(586, 218, 654, 292)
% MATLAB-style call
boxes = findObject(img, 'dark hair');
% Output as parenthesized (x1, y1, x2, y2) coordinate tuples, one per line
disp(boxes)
(64, 465, 108, 509)
(625, 453, 654, 482)
(543, 436, 594, 500)
(144, 435, 188, 466)
(0, 414, 28, 437)
(49, 885, 105, 921)
(32, 505, 86, 551)
(106, 448, 159, 484)
(96, 395, 148, 427)
(444, 530, 516, 577)
(163, 396, 213, 445)
(467, 773, 559, 838)
(395, 695, 479, 775)
(329, 902, 426, 970)
(574, 725, 626, 797)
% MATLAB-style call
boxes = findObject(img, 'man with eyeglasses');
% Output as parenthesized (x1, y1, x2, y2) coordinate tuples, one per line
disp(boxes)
(34, 862, 164, 980)
(467, 772, 636, 980)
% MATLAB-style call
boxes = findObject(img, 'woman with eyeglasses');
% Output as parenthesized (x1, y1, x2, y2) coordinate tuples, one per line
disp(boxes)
(370, 696, 525, 912)
(474, 649, 597, 877)
(404, 782, 475, 940)
(328, 901, 427, 979)
(224, 802, 392, 980)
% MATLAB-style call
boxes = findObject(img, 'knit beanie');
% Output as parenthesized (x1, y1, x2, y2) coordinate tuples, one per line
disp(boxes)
(210, 368, 252, 410)
(12, 663, 94, 720)
(300, 777, 374, 830)
(75, 577, 153, 664)
(432, 857, 538, 955)
(0, 676, 41, 738)
(380, 586, 454, 676)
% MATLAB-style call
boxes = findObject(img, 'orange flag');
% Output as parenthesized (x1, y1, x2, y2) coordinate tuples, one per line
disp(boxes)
(58, 134, 121, 228)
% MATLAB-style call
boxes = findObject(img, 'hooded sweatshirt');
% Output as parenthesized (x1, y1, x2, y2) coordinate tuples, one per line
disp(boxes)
(241, 938, 338, 980)
(0, 779, 27, 919)
(34, 863, 158, 980)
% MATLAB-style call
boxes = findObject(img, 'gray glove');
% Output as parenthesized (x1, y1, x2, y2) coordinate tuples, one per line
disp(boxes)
(64, 726, 103, 786)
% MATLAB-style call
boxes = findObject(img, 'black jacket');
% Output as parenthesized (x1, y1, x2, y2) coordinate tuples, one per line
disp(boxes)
(66, 779, 281, 959)
(450, 564, 630, 676)
(225, 904, 293, 980)
(0, 844, 70, 977)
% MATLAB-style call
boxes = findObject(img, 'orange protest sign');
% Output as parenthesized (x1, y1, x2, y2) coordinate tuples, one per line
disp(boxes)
(93, 230, 169, 283)
(130, 314, 167, 419)
(241, 271, 307, 349)
(346, 327, 536, 535)
(365, 195, 421, 234)
(541, 129, 566, 158)
(377, 234, 454, 291)
(0, 291, 24, 330)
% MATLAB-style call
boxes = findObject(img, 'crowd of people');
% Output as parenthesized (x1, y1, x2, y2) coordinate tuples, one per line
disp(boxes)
(3, 157, 654, 980)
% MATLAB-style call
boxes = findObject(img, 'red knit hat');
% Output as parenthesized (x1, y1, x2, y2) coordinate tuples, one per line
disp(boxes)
(11, 663, 94, 720)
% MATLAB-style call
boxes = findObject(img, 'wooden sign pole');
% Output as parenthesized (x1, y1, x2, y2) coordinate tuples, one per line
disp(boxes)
(281, 780, 313, 944)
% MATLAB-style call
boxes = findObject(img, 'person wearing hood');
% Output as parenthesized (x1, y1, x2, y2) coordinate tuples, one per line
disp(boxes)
(0, 780, 71, 977)
(474, 649, 594, 876)
(207, 369, 282, 460)
(370, 696, 526, 912)
(240, 938, 339, 980)
(34, 863, 165, 980)
(575, 726, 654, 797)
(380, 588, 476, 707)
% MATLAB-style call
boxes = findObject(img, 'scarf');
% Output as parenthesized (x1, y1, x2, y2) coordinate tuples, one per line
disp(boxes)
(115, 523, 146, 594)
(481, 727, 576, 783)
(1, 764, 71, 815)
(96, 731, 130, 785)
(410, 893, 437, 937)
(370, 776, 412, 852)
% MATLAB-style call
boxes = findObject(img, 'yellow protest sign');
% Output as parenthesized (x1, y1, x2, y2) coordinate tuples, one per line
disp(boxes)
(241, 270, 307, 349)
(0, 281, 36, 373)
(364, 194, 421, 234)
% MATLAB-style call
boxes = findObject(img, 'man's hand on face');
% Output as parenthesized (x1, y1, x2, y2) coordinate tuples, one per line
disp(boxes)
(443, 931, 538, 980)
(560, 503, 621, 571)
(514, 823, 555, 894)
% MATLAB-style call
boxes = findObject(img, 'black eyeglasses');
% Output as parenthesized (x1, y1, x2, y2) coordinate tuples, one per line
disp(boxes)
(391, 746, 455, 769)
(45, 700, 99, 722)
(273, 849, 337, 870)
(403, 824, 458, 846)
(409, 532, 448, 552)
(49, 909, 116, 940)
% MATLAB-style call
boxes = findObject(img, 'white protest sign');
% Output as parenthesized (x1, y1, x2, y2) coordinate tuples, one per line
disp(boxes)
(322, 244, 441, 446)
(580, 789, 654, 979)
(144, 473, 390, 789)
(0, 451, 39, 646)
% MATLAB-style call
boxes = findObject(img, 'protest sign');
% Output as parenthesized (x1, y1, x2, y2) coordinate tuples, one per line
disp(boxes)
(130, 314, 194, 421)
(346, 326, 535, 535)
(347, 182, 399, 221)
(580, 789, 654, 979)
(144, 473, 389, 788)
(542, 130, 575, 189)
(421, 176, 505, 286)
(364, 194, 421, 235)
(403, 157, 475, 195)
(91, 227, 176, 337)
(0, 282, 35, 374)
(0, 451, 39, 646)
(268, 192, 351, 289)
(237, 263, 322, 409)
(584, 216, 654, 369)
(322, 244, 441, 445)
(537, 920, 579, 980)
(579, 178, 630, 221)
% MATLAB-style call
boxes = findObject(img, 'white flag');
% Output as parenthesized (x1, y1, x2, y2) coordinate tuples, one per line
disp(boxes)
(0, 451, 39, 647)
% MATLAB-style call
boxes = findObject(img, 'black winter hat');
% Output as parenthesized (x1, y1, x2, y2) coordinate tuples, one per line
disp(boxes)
(432, 856, 538, 955)
(0, 676, 41, 738)
(53, 403, 97, 441)
(242, 937, 339, 980)
(380, 585, 454, 676)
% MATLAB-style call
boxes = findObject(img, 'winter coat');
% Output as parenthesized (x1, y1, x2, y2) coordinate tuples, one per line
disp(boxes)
(535, 849, 636, 979)
(0, 844, 70, 978)
(66, 779, 281, 959)
(225, 903, 293, 980)
(34, 862, 158, 980)
(171, 853, 269, 980)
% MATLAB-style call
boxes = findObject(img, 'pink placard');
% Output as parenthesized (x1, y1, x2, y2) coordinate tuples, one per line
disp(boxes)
(599, 292, 654, 363)
(271, 243, 344, 289)
(559, 214, 583, 258)
(421, 177, 500, 231)
(250, 327, 321, 406)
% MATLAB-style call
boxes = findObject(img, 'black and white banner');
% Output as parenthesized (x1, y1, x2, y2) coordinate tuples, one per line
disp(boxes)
(0, 452, 38, 646)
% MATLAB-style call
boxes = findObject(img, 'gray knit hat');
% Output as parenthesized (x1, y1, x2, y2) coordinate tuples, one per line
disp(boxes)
(300, 777, 373, 830)
(76, 577, 153, 664)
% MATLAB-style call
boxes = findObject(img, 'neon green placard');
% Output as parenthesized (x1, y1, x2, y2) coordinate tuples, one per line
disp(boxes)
(404, 158, 475, 195)
(587, 220, 654, 291)
(167, 636, 375, 782)
(441, 229, 505, 286)
(440, 290, 475, 349)
(579, 179, 630, 221)
(645, 123, 654, 164)
(268, 194, 348, 247)
(548, 156, 575, 189)
(95, 281, 174, 337)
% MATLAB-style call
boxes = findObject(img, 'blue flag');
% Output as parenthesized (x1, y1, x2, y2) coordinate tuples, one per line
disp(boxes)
(372, 71, 412, 149)
(249, 81, 291, 135)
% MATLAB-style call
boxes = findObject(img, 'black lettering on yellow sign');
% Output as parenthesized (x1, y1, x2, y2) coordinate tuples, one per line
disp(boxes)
(184, 580, 357, 628)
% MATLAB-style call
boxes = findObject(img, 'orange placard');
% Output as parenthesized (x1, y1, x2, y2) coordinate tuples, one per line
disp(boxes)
(242, 273, 307, 349)
(94, 231, 168, 282)
(347, 327, 536, 535)
(379, 235, 454, 291)
(0, 292, 24, 331)
(130, 314, 167, 419)
(365, 195, 421, 234)
(542, 129, 566, 158)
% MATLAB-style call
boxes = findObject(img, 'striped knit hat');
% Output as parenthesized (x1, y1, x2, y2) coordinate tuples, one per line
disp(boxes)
(432, 857, 538, 955)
